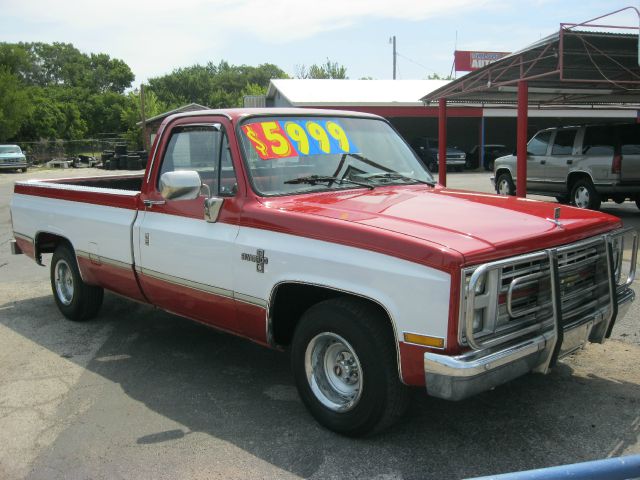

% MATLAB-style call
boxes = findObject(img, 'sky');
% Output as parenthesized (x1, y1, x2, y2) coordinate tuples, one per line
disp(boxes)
(1, 0, 638, 84)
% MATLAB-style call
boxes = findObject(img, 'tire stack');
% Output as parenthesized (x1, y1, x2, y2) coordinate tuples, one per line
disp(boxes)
(100, 145, 146, 170)
(126, 154, 141, 170)
(137, 151, 149, 170)
(114, 144, 128, 170)
(101, 150, 114, 169)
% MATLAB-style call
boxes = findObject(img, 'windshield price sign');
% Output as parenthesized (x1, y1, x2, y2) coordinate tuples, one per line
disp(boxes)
(242, 119, 357, 160)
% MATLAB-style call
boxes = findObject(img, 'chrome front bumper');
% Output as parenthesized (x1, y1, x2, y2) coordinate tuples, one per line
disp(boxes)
(424, 286, 635, 400)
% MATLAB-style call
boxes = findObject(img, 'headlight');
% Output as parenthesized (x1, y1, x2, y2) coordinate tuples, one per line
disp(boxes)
(436, 153, 440, 160)
(611, 236, 622, 283)
(610, 229, 638, 287)
(461, 153, 466, 159)
(472, 310, 483, 333)
(474, 272, 486, 294)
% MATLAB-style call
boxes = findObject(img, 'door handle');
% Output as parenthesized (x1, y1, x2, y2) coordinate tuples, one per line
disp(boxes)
(143, 199, 166, 208)
(540, 160, 546, 165)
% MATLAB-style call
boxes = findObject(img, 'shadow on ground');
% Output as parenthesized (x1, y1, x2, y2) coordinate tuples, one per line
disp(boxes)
(2, 292, 639, 480)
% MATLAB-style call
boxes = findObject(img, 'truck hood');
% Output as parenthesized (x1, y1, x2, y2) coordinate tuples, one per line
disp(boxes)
(0, 153, 25, 159)
(264, 185, 621, 265)
(429, 147, 464, 155)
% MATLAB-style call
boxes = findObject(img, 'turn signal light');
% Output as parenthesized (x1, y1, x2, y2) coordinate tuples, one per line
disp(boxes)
(403, 332, 445, 348)
(612, 154, 622, 174)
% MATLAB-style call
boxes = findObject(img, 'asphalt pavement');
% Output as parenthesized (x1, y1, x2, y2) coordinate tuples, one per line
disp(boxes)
(0, 168, 638, 480)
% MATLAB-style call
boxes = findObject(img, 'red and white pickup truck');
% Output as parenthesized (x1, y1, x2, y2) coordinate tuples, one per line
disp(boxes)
(9, 108, 638, 436)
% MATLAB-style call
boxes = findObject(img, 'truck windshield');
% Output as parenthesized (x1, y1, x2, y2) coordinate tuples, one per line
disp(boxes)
(238, 116, 434, 196)
(0, 146, 21, 154)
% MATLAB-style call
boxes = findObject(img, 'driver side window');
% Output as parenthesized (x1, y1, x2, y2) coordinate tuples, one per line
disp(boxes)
(159, 124, 237, 197)
(527, 131, 552, 156)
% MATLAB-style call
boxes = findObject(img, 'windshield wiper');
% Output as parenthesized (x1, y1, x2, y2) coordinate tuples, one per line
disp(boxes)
(358, 172, 436, 186)
(284, 175, 374, 190)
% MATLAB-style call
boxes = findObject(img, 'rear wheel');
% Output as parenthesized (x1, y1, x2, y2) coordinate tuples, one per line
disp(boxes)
(555, 195, 570, 204)
(570, 178, 601, 210)
(496, 172, 516, 196)
(51, 244, 104, 321)
(291, 298, 410, 437)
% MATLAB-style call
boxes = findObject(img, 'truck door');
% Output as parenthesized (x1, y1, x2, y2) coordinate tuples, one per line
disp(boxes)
(134, 118, 241, 332)
(525, 130, 552, 191)
(545, 128, 578, 193)
(619, 124, 640, 182)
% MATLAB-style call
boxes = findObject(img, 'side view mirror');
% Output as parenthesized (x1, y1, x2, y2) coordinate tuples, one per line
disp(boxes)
(159, 170, 202, 200)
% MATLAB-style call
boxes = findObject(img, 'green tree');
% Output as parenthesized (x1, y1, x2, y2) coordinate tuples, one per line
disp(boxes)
(120, 88, 170, 147)
(0, 67, 32, 141)
(0, 42, 134, 93)
(147, 61, 287, 108)
(427, 73, 454, 80)
(17, 87, 88, 140)
(295, 59, 348, 79)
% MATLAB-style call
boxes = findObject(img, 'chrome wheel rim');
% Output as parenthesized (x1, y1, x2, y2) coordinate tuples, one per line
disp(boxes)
(55, 259, 74, 306)
(574, 186, 590, 208)
(498, 179, 511, 195)
(305, 332, 363, 412)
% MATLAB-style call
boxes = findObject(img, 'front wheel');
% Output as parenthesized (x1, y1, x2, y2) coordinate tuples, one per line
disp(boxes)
(291, 298, 410, 437)
(570, 179, 601, 210)
(496, 172, 516, 196)
(51, 244, 104, 321)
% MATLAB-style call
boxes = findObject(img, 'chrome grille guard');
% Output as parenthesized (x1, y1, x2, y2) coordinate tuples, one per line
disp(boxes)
(463, 228, 638, 354)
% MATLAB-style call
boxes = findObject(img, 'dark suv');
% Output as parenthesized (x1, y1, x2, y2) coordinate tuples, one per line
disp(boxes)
(410, 137, 466, 173)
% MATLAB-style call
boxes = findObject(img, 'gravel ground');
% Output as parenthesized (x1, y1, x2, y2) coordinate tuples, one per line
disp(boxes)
(0, 167, 638, 480)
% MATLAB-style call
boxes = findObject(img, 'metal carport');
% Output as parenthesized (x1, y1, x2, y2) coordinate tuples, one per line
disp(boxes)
(421, 7, 640, 193)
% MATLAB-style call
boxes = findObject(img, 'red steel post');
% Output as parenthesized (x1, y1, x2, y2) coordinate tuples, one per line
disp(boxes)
(438, 98, 447, 186)
(516, 80, 528, 197)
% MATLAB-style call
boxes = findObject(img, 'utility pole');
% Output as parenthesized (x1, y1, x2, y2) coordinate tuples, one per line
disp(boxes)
(140, 84, 149, 151)
(390, 36, 397, 79)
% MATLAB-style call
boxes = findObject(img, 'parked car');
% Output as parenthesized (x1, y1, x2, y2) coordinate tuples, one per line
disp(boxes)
(0, 145, 27, 172)
(493, 123, 640, 210)
(410, 137, 466, 172)
(10, 109, 637, 436)
(465, 144, 510, 170)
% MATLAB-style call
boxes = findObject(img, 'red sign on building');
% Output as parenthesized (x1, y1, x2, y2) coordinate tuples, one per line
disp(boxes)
(454, 50, 510, 71)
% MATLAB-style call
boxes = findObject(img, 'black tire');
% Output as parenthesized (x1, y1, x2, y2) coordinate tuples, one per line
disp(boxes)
(495, 172, 516, 196)
(427, 159, 438, 173)
(485, 159, 495, 171)
(50, 244, 104, 321)
(635, 196, 640, 210)
(555, 195, 570, 204)
(291, 298, 410, 437)
(570, 178, 601, 210)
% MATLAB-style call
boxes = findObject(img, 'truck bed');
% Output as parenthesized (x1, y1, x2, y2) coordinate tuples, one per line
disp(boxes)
(13, 174, 143, 210)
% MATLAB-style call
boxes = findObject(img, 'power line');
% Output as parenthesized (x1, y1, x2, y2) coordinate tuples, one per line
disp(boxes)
(396, 51, 432, 74)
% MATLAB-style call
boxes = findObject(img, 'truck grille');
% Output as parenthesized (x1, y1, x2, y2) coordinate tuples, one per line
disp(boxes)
(498, 242, 608, 329)
(460, 235, 615, 349)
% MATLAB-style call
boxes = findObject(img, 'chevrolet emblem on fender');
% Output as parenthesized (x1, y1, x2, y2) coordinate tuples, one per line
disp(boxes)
(241, 249, 269, 273)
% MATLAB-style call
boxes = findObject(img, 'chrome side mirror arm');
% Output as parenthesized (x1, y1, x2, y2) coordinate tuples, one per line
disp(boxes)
(204, 196, 224, 223)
